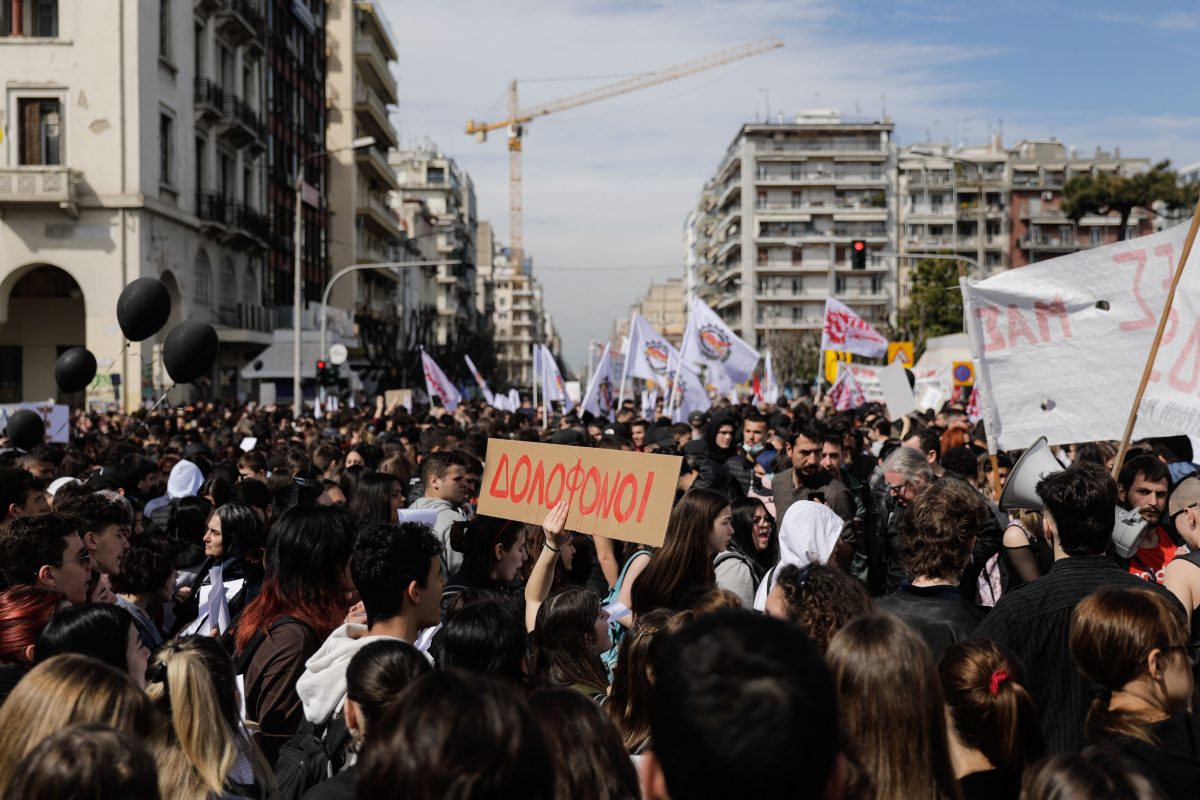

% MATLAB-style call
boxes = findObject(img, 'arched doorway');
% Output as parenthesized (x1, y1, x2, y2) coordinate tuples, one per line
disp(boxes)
(0, 265, 85, 402)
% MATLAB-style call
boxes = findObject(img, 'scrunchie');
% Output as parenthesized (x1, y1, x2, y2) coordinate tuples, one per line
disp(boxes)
(989, 669, 1011, 695)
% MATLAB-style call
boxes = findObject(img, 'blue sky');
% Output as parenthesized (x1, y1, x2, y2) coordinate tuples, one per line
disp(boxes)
(381, 0, 1200, 373)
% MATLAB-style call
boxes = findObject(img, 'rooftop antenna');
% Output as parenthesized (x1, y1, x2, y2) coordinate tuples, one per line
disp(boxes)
(881, 93, 887, 120)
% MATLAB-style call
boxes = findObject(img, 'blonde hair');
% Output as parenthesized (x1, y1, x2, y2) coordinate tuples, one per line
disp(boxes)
(145, 637, 275, 800)
(0, 654, 160, 792)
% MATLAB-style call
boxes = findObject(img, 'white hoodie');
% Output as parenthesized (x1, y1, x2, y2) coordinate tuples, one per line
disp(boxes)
(753, 500, 846, 611)
(296, 623, 403, 725)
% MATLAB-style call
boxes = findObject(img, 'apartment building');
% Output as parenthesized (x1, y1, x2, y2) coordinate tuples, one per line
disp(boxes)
(899, 139, 1153, 282)
(613, 278, 686, 347)
(0, 0, 273, 405)
(325, 0, 403, 371)
(390, 145, 480, 350)
(686, 111, 898, 350)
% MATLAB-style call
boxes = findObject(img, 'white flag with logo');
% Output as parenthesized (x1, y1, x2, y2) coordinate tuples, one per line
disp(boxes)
(581, 343, 617, 418)
(626, 313, 679, 391)
(681, 299, 761, 383)
(670, 359, 711, 424)
(464, 355, 494, 405)
(821, 297, 888, 357)
(539, 345, 574, 413)
(421, 350, 462, 412)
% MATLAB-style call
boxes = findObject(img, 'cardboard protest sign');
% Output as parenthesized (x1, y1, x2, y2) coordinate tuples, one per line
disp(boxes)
(878, 361, 917, 420)
(961, 221, 1195, 452)
(478, 438, 681, 548)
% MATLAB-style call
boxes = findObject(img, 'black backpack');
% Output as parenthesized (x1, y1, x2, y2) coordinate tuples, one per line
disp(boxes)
(273, 713, 353, 800)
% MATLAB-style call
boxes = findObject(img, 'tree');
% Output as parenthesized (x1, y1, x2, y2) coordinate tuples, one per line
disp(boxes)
(1062, 160, 1196, 241)
(895, 256, 963, 357)
(763, 330, 819, 392)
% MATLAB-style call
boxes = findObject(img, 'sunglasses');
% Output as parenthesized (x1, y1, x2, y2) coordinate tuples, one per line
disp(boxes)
(1170, 503, 1198, 525)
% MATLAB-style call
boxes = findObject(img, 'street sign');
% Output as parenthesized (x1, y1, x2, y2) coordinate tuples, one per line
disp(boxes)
(952, 361, 976, 387)
(328, 343, 348, 365)
(888, 341, 914, 366)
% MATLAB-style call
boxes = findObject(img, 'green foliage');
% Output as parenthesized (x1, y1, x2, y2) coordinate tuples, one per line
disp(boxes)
(764, 330, 819, 388)
(896, 256, 964, 357)
(1062, 161, 1195, 240)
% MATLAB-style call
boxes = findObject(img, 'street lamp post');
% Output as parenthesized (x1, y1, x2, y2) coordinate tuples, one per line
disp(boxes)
(318, 260, 462, 365)
(293, 136, 377, 411)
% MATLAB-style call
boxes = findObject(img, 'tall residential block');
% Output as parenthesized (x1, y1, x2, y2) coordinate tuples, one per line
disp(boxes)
(686, 111, 898, 350)
(325, 0, 403, 370)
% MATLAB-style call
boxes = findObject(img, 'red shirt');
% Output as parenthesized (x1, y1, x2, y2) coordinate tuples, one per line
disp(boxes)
(1128, 526, 1181, 584)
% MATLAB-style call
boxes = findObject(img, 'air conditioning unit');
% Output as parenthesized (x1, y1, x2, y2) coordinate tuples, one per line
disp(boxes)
(1042, 191, 1053, 201)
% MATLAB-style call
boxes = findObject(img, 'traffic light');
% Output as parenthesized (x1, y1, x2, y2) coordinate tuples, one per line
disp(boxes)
(315, 360, 337, 387)
(851, 240, 867, 270)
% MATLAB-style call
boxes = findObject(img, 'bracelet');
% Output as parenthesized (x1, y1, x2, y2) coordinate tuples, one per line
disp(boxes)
(544, 542, 562, 553)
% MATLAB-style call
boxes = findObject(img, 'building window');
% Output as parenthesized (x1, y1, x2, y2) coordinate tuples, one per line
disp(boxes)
(1, 3, 10, 36)
(1027, 196, 1040, 216)
(194, 22, 205, 76)
(1090, 227, 1103, 246)
(243, 262, 258, 304)
(159, 113, 175, 187)
(1059, 225, 1072, 244)
(33, 0, 56, 37)
(158, 0, 171, 59)
(17, 98, 61, 165)
(219, 258, 236, 309)
(194, 250, 212, 305)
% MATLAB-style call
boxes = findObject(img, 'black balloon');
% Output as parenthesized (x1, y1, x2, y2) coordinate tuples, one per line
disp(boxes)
(116, 277, 171, 342)
(54, 347, 97, 393)
(5, 409, 44, 450)
(162, 320, 219, 384)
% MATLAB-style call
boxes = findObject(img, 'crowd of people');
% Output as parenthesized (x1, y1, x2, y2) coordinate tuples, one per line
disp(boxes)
(0, 392, 1197, 799)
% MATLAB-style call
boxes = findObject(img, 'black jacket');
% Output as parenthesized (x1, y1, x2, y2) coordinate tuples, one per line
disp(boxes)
(1111, 711, 1200, 800)
(876, 582, 986, 659)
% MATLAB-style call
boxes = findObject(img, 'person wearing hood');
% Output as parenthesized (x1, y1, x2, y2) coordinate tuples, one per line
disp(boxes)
(408, 452, 472, 576)
(143, 459, 204, 535)
(755, 500, 852, 611)
(296, 522, 443, 732)
(690, 414, 742, 503)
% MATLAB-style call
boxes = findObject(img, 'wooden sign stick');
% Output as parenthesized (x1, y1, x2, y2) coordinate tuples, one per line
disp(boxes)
(1112, 199, 1200, 480)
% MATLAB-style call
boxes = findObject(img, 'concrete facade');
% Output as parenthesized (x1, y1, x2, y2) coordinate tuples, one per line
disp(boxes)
(0, 0, 271, 407)
(686, 111, 898, 351)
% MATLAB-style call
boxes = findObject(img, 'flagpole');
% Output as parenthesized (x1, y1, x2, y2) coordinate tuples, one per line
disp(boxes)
(616, 312, 635, 413)
(1111, 201, 1200, 478)
(531, 341, 538, 419)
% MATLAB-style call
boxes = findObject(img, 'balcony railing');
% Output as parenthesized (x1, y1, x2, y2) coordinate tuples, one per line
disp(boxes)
(214, 0, 264, 45)
(221, 94, 265, 147)
(0, 166, 79, 216)
(194, 79, 225, 120)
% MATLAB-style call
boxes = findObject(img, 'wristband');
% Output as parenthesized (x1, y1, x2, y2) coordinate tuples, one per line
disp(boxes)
(544, 542, 562, 553)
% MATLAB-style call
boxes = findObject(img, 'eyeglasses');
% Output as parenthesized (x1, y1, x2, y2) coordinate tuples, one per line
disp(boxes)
(1169, 503, 1198, 525)
(886, 480, 910, 495)
(45, 551, 90, 574)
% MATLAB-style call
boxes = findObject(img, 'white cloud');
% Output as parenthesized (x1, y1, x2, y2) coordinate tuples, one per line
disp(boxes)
(380, 0, 1178, 371)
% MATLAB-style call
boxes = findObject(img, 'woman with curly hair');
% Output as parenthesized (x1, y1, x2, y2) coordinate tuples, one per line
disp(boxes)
(764, 563, 872, 652)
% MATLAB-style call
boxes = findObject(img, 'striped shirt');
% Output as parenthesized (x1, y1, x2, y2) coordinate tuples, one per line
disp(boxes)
(974, 553, 1183, 753)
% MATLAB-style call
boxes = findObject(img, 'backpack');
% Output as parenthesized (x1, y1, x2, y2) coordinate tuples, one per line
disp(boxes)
(714, 548, 763, 592)
(601, 549, 652, 669)
(273, 713, 353, 800)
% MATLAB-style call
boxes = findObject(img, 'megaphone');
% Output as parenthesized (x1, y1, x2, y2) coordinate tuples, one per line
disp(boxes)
(999, 436, 1149, 560)
(999, 437, 1062, 512)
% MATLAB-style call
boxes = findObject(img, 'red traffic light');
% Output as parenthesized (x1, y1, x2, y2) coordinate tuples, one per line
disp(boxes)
(316, 360, 327, 370)
(853, 240, 865, 251)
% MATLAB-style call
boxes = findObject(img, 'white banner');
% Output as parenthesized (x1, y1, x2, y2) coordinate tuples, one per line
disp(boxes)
(962, 221, 1195, 452)
(626, 313, 679, 391)
(581, 343, 616, 418)
(836, 363, 885, 403)
(822, 297, 888, 358)
(420, 350, 462, 412)
(681, 298, 760, 383)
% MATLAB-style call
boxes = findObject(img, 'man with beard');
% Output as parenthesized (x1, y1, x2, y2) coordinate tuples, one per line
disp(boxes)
(772, 424, 853, 524)
(1117, 454, 1179, 584)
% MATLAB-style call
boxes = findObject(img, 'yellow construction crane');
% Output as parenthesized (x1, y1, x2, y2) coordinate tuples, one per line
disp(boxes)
(465, 38, 783, 267)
